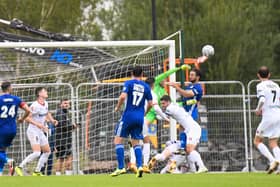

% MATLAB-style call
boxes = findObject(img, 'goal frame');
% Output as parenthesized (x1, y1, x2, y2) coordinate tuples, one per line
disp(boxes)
(0, 40, 177, 174)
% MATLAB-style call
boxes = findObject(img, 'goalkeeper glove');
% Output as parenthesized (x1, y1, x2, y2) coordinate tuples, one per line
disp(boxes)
(180, 64, 191, 71)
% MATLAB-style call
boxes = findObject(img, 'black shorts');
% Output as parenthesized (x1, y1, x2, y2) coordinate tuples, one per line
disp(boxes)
(55, 144, 72, 159)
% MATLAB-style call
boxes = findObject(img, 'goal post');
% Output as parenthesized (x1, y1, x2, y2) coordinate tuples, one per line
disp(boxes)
(0, 40, 177, 175)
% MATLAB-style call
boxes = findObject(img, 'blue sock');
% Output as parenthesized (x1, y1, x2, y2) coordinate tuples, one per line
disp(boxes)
(0, 151, 7, 173)
(179, 132, 187, 149)
(115, 144, 125, 169)
(0, 151, 7, 163)
(134, 145, 142, 168)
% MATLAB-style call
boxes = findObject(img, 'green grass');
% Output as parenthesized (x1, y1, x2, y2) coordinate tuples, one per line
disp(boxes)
(1, 173, 279, 187)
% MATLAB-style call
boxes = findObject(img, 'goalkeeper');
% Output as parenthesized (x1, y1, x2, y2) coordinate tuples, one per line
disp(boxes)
(129, 64, 190, 173)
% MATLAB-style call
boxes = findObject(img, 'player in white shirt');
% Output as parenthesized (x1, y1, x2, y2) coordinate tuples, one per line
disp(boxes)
(254, 66, 280, 174)
(159, 95, 208, 173)
(15, 87, 57, 176)
(129, 77, 170, 173)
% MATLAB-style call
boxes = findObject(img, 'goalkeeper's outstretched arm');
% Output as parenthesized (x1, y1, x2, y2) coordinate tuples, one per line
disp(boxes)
(155, 64, 190, 85)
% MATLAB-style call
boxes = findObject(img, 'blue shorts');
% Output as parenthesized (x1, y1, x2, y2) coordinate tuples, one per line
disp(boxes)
(0, 133, 16, 149)
(114, 115, 144, 140)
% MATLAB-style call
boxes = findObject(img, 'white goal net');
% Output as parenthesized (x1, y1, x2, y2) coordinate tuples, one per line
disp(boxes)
(0, 41, 177, 175)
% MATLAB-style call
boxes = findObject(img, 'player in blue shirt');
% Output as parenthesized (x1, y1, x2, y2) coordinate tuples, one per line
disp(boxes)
(166, 69, 203, 151)
(0, 81, 31, 176)
(111, 66, 153, 178)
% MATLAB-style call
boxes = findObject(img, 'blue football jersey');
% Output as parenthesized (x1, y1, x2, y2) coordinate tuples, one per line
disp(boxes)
(122, 79, 152, 118)
(0, 94, 24, 133)
(182, 83, 203, 120)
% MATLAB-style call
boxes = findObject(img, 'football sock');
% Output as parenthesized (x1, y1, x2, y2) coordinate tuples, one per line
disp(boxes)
(257, 143, 275, 163)
(179, 132, 187, 149)
(143, 143, 150, 166)
(115, 144, 125, 169)
(134, 145, 142, 168)
(129, 147, 136, 164)
(272, 146, 280, 162)
(35, 152, 50, 172)
(0, 151, 7, 163)
(19, 151, 41, 168)
(188, 150, 205, 169)
(0, 151, 5, 173)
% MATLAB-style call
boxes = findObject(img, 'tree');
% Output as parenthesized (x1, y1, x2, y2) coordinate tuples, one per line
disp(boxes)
(97, 0, 279, 82)
(0, 0, 103, 40)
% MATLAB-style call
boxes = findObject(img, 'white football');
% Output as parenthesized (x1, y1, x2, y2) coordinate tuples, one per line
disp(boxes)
(202, 45, 215, 57)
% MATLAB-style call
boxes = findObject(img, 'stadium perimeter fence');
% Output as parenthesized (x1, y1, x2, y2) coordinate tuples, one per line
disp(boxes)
(5, 80, 277, 174)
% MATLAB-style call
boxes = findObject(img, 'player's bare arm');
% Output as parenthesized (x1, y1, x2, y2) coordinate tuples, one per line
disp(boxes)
(255, 96, 265, 116)
(17, 104, 31, 123)
(115, 92, 127, 112)
(25, 114, 48, 132)
(153, 104, 170, 122)
(145, 100, 153, 115)
(166, 82, 194, 97)
(47, 112, 58, 126)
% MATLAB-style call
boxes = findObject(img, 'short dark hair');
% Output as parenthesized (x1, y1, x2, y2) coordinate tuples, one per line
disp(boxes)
(190, 68, 201, 78)
(1, 81, 11, 92)
(160, 95, 171, 102)
(35, 87, 46, 97)
(132, 66, 143, 77)
(60, 98, 69, 103)
(258, 66, 270, 78)
(145, 77, 155, 87)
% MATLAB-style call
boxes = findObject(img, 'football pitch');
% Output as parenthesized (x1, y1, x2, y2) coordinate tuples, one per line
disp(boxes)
(1, 173, 279, 187)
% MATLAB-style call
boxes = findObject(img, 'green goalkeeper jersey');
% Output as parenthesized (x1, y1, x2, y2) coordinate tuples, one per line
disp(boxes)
(145, 67, 182, 122)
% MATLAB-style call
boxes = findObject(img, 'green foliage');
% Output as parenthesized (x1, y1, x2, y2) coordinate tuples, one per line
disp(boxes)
(0, 0, 102, 39)
(98, 0, 279, 82)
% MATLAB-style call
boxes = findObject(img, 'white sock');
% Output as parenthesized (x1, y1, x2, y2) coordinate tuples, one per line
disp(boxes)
(160, 165, 168, 174)
(155, 153, 165, 161)
(130, 147, 136, 164)
(188, 150, 205, 169)
(56, 171, 61, 176)
(143, 143, 150, 166)
(65, 170, 73, 175)
(35, 152, 50, 172)
(257, 143, 275, 163)
(189, 162, 197, 172)
(272, 146, 280, 162)
(0, 172, 3, 176)
(19, 151, 41, 168)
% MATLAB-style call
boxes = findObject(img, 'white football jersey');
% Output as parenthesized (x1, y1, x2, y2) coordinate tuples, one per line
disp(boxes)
(28, 100, 48, 131)
(165, 103, 200, 133)
(256, 80, 280, 116)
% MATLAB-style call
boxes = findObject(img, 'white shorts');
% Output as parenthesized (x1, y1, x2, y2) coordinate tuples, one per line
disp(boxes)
(185, 125, 201, 145)
(166, 141, 181, 153)
(170, 154, 186, 166)
(27, 127, 49, 146)
(256, 116, 280, 138)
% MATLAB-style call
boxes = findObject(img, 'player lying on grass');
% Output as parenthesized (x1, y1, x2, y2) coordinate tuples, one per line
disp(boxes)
(148, 140, 189, 174)
(159, 95, 208, 173)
